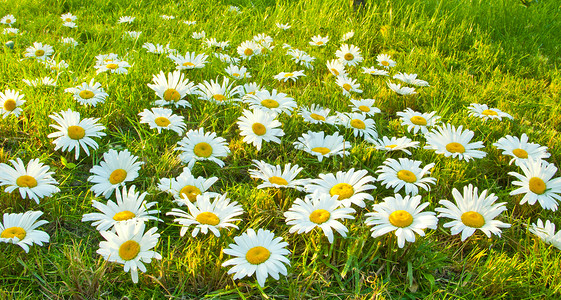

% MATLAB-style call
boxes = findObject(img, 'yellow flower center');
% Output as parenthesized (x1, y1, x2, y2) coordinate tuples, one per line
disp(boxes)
(3, 99, 16, 111)
(261, 99, 279, 108)
(35, 50, 45, 57)
(344, 53, 354, 61)
(245, 246, 270, 265)
(109, 169, 127, 184)
(283, 73, 294, 78)
(389, 210, 413, 228)
(232, 73, 240, 77)
(118, 240, 140, 261)
(1, 227, 26, 240)
(309, 209, 330, 224)
(79, 90, 95, 99)
(529, 177, 546, 195)
(512, 148, 528, 159)
(67, 125, 86, 140)
(183, 62, 195, 67)
(193, 142, 213, 158)
(163, 88, 181, 102)
(106, 63, 118, 69)
(358, 105, 370, 112)
(252, 123, 267, 136)
(310, 113, 325, 121)
(16, 175, 37, 188)
(397, 170, 417, 183)
(481, 109, 498, 116)
(5, 19, 11, 24)
(179, 185, 201, 202)
(461, 211, 485, 228)
(330, 69, 339, 76)
(268, 176, 288, 186)
(213, 94, 226, 102)
(381, 60, 389, 66)
(342, 84, 352, 91)
(446, 142, 465, 153)
(410, 116, 427, 125)
(196, 212, 220, 225)
(316, 41, 324, 45)
(312, 147, 330, 155)
(385, 144, 398, 149)
(154, 117, 171, 127)
(329, 183, 354, 200)
(350, 119, 366, 129)
(65, 18, 72, 22)
(244, 48, 253, 56)
(113, 210, 136, 221)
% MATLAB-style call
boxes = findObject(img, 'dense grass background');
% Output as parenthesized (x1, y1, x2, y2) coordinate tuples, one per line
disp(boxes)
(0, 0, 560, 298)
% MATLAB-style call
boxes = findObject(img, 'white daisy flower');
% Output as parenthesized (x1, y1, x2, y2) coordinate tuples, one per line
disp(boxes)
(161, 15, 175, 20)
(1, 14, 16, 26)
(393, 72, 429, 87)
(82, 185, 161, 232)
(309, 35, 329, 46)
(229, 5, 241, 13)
(340, 30, 354, 41)
(340, 112, 378, 140)
(362, 67, 389, 76)
(147, 70, 196, 108)
(168, 52, 208, 70)
(138, 107, 185, 135)
(41, 58, 69, 72)
(436, 184, 511, 241)
(299, 104, 338, 125)
(60, 37, 78, 46)
(293, 131, 351, 162)
(493, 133, 550, 166)
(248, 160, 307, 191)
(204, 38, 230, 50)
(167, 193, 243, 237)
(467, 103, 513, 121)
(336, 44, 363, 66)
(336, 76, 362, 97)
(377, 54, 396, 69)
(237, 82, 262, 97)
(88, 149, 143, 199)
(63, 21, 77, 28)
(3, 28, 19, 36)
(97, 222, 161, 283)
(215, 53, 241, 65)
(142, 43, 174, 55)
(376, 158, 436, 195)
(123, 31, 142, 39)
(387, 81, 416, 96)
(396, 108, 441, 135)
(190, 30, 204, 39)
(175, 128, 230, 168)
(225, 64, 251, 80)
(95, 60, 130, 75)
(273, 70, 306, 82)
(287, 49, 316, 69)
(237, 109, 284, 151)
(326, 59, 347, 77)
(508, 159, 561, 211)
(243, 89, 296, 116)
(222, 228, 290, 287)
(157, 167, 219, 203)
(47, 109, 106, 160)
(118, 16, 135, 24)
(237, 40, 261, 60)
(0, 211, 49, 253)
(24, 42, 54, 60)
(365, 194, 438, 248)
(0, 89, 25, 118)
(529, 219, 561, 250)
(64, 79, 108, 107)
(284, 192, 355, 243)
(0, 158, 60, 204)
(195, 77, 243, 105)
(305, 168, 376, 208)
(276, 23, 291, 30)
(349, 98, 381, 116)
(22, 76, 57, 87)
(60, 12, 76, 23)
(424, 124, 486, 161)
(369, 136, 420, 155)
(253, 33, 273, 45)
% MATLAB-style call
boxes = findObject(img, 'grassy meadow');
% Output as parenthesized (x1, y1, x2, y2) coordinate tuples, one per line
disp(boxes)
(1, 0, 561, 298)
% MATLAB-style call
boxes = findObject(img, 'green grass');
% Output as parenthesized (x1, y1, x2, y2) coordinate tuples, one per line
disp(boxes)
(0, 0, 560, 298)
